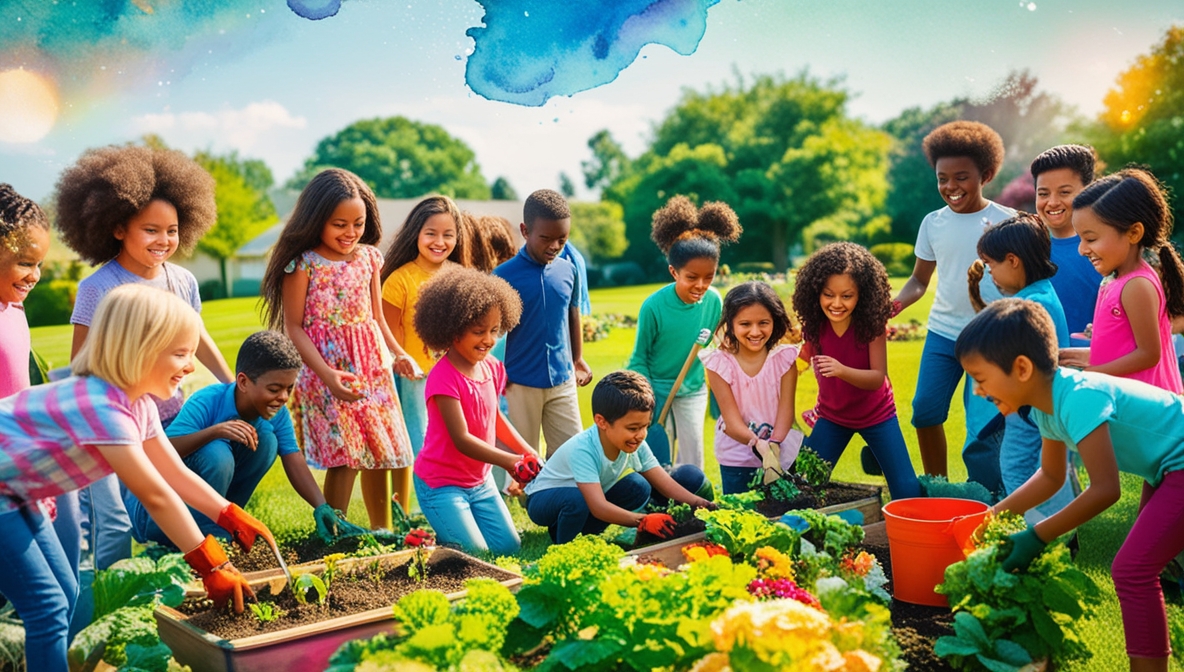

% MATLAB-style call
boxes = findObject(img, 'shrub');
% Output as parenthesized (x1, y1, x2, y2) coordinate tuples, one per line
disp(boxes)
(199, 279, 226, 301)
(24, 278, 76, 327)
(868, 242, 915, 276)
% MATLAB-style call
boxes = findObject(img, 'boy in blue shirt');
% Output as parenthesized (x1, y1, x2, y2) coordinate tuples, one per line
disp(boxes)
(524, 370, 715, 544)
(124, 331, 362, 548)
(957, 299, 1184, 668)
(494, 189, 592, 456)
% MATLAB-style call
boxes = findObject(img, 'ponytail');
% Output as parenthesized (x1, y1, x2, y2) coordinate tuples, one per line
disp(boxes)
(967, 259, 987, 313)
(1157, 243, 1184, 318)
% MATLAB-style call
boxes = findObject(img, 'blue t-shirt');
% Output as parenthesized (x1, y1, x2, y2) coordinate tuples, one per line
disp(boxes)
(1048, 235, 1102, 347)
(559, 243, 592, 316)
(493, 247, 581, 388)
(525, 425, 661, 495)
(1031, 368, 1184, 487)
(166, 382, 298, 457)
(1015, 279, 1070, 348)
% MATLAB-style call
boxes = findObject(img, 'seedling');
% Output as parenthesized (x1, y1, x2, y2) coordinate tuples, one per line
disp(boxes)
(322, 552, 347, 590)
(292, 572, 328, 606)
(248, 602, 287, 623)
(404, 528, 435, 583)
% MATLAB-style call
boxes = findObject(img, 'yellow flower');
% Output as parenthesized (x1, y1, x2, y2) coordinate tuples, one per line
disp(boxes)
(754, 546, 795, 580)
(843, 649, 883, 672)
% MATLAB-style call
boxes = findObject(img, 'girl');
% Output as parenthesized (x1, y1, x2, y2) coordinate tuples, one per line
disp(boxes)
(700, 281, 800, 495)
(0, 284, 269, 672)
(791, 242, 921, 500)
(466, 213, 517, 274)
(627, 195, 741, 467)
(969, 214, 1075, 514)
(380, 195, 467, 514)
(411, 266, 540, 555)
(1059, 168, 1184, 394)
(0, 184, 51, 399)
(261, 168, 416, 531)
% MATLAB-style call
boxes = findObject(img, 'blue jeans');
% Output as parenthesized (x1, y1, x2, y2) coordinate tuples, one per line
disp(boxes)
(720, 465, 760, 495)
(0, 505, 78, 672)
(396, 375, 427, 456)
(413, 473, 520, 556)
(805, 416, 922, 500)
(526, 465, 707, 544)
(126, 428, 278, 548)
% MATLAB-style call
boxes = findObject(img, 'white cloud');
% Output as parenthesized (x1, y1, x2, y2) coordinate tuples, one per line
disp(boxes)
(132, 101, 307, 153)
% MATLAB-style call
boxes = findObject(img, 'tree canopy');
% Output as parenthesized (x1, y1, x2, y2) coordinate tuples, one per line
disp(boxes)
(193, 150, 277, 296)
(568, 201, 627, 264)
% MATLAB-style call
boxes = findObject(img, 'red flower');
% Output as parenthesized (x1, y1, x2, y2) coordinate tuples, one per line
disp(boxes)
(405, 528, 434, 548)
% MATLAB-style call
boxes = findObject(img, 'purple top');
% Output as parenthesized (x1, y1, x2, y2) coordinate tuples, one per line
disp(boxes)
(813, 322, 896, 430)
(1089, 260, 1183, 394)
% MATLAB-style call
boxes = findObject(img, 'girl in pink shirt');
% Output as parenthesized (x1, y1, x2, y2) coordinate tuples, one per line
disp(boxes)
(791, 243, 921, 499)
(0, 184, 51, 399)
(411, 267, 541, 555)
(700, 281, 800, 494)
(1060, 168, 1184, 394)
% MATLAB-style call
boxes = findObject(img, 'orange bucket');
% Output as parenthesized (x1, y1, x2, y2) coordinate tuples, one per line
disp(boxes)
(882, 497, 990, 606)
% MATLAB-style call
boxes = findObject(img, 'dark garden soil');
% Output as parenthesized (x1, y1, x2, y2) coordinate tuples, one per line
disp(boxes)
(754, 481, 882, 519)
(180, 551, 515, 640)
(229, 532, 398, 574)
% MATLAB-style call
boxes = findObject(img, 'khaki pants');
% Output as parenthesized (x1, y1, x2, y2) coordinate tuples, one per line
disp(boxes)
(505, 379, 583, 457)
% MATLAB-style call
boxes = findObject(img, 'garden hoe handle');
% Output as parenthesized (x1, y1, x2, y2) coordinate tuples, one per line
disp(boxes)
(265, 535, 293, 594)
(658, 328, 713, 426)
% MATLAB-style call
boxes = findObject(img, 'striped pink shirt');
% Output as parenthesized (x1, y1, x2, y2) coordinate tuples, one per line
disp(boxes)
(0, 376, 160, 512)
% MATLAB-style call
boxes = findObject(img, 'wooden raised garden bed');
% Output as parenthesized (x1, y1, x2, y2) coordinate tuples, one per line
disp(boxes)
(157, 547, 521, 672)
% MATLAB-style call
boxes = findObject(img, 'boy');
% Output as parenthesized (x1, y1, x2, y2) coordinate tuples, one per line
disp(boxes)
(524, 371, 715, 544)
(1030, 144, 1101, 347)
(956, 299, 1184, 668)
(124, 331, 362, 548)
(494, 189, 592, 456)
(892, 120, 1014, 481)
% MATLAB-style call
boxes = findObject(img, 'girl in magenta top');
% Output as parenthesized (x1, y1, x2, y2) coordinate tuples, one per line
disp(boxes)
(0, 185, 51, 399)
(411, 267, 541, 555)
(792, 243, 921, 499)
(1059, 168, 1184, 394)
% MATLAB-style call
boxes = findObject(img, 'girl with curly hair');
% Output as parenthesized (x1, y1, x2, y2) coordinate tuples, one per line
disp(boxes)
(0, 184, 51, 399)
(260, 168, 416, 531)
(699, 282, 801, 494)
(626, 195, 741, 468)
(411, 266, 540, 555)
(791, 242, 921, 500)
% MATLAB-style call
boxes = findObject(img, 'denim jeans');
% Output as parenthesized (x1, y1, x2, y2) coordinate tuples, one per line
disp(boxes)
(526, 464, 707, 544)
(413, 473, 520, 556)
(126, 428, 278, 548)
(720, 465, 760, 495)
(396, 375, 427, 456)
(805, 416, 922, 500)
(0, 505, 78, 672)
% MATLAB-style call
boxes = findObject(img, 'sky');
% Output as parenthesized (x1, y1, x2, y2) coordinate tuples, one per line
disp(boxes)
(1, 0, 1182, 204)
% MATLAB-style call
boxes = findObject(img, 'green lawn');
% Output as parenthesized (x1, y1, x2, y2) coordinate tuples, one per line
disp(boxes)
(29, 280, 1182, 670)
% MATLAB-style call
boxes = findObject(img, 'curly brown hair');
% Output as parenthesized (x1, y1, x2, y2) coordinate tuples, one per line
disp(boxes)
(380, 195, 467, 281)
(650, 195, 742, 269)
(0, 184, 49, 250)
(465, 213, 517, 272)
(414, 265, 523, 352)
(54, 145, 216, 264)
(791, 242, 892, 345)
(921, 121, 1005, 179)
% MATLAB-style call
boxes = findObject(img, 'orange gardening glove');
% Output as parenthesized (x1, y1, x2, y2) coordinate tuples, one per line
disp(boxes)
(216, 503, 273, 553)
(183, 535, 255, 613)
(510, 454, 542, 485)
(637, 513, 677, 539)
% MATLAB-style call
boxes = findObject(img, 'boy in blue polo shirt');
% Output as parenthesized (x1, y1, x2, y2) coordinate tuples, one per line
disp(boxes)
(124, 331, 363, 548)
(494, 189, 592, 457)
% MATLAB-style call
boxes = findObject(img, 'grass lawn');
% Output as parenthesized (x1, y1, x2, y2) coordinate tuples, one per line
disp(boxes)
(29, 279, 1183, 669)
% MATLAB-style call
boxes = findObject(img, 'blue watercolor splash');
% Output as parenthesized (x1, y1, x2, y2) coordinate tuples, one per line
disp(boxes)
(465, 0, 721, 107)
(287, 0, 343, 20)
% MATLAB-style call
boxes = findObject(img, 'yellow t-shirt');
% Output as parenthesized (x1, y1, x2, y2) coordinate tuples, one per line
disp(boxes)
(381, 261, 439, 374)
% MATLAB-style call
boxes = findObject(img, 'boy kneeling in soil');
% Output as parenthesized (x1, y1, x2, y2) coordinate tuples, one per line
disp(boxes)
(525, 370, 716, 545)
(125, 331, 365, 549)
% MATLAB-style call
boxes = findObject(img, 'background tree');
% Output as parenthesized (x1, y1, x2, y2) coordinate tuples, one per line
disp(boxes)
(558, 172, 576, 198)
(287, 116, 491, 199)
(193, 150, 277, 297)
(581, 129, 632, 194)
(490, 176, 518, 200)
(568, 201, 628, 264)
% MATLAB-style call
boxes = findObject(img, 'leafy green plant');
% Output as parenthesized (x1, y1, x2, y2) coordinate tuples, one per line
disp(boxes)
(322, 552, 347, 589)
(293, 572, 328, 606)
(793, 447, 833, 487)
(717, 489, 764, 510)
(665, 501, 693, 524)
(795, 509, 865, 558)
(68, 606, 163, 670)
(935, 611, 1034, 671)
(766, 476, 802, 502)
(92, 554, 191, 620)
(248, 601, 287, 623)
(696, 508, 798, 563)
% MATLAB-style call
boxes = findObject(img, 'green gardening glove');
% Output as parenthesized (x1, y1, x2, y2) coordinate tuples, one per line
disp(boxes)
(998, 527, 1047, 572)
(313, 503, 369, 543)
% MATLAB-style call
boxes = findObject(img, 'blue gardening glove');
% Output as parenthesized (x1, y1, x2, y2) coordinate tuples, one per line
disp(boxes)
(313, 503, 369, 543)
(998, 527, 1047, 572)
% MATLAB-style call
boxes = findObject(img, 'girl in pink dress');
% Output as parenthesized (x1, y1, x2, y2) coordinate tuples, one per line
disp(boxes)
(261, 169, 417, 531)
(1060, 168, 1184, 394)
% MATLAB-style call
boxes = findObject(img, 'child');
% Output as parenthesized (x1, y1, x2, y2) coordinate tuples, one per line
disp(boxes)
(492, 189, 591, 456)
(411, 266, 540, 555)
(54, 145, 233, 573)
(124, 331, 365, 548)
(892, 120, 1015, 477)
(0, 285, 269, 672)
(792, 243, 922, 500)
(380, 195, 467, 513)
(466, 213, 517, 274)
(261, 168, 416, 531)
(525, 370, 716, 545)
(627, 195, 741, 467)
(700, 281, 800, 494)
(1058, 168, 1184, 394)
(0, 184, 50, 399)
(1031, 145, 1101, 346)
(957, 299, 1184, 670)
(968, 215, 1074, 513)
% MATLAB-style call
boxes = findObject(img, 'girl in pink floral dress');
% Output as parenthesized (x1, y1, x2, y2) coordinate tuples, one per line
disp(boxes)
(261, 169, 417, 531)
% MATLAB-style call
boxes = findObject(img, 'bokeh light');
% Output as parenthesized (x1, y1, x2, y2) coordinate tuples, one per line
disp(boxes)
(0, 69, 59, 143)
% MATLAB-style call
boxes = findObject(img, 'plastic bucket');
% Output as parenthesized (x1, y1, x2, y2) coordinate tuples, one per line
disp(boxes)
(882, 497, 990, 606)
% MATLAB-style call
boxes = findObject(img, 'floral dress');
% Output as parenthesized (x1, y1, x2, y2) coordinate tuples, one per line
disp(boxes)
(289, 245, 412, 470)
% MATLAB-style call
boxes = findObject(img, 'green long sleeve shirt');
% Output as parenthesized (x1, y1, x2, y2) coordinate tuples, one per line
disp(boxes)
(626, 283, 722, 399)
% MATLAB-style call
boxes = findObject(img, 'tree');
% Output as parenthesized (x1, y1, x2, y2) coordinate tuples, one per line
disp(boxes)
(568, 201, 628, 264)
(287, 116, 491, 199)
(193, 150, 277, 297)
(558, 172, 576, 199)
(490, 176, 518, 200)
(582, 129, 631, 193)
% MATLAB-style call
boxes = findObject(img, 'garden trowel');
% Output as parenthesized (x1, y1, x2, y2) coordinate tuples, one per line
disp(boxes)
(263, 535, 293, 595)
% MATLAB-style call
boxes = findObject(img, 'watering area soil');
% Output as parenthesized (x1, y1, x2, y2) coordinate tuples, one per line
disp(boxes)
(180, 552, 513, 640)
(228, 533, 398, 574)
